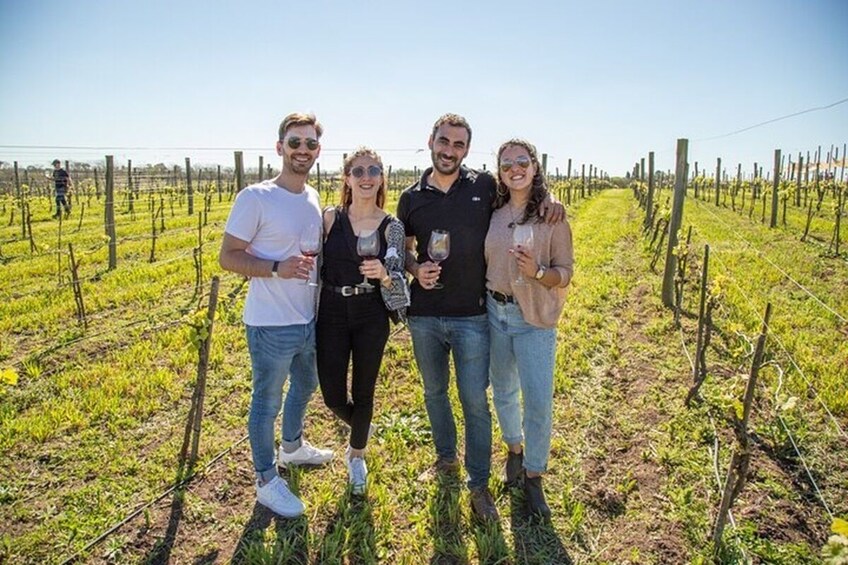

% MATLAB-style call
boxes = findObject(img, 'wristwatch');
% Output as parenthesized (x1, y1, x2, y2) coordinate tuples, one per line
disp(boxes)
(271, 261, 280, 278)
(534, 265, 547, 281)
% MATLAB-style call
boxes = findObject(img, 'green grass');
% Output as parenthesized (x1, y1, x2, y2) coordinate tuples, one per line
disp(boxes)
(0, 183, 844, 564)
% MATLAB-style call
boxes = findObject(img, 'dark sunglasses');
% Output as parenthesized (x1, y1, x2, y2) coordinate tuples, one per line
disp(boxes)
(350, 165, 383, 178)
(284, 136, 320, 150)
(499, 155, 532, 173)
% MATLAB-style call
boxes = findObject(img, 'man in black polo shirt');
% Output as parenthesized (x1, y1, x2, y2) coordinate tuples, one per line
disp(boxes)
(396, 114, 497, 521)
(51, 159, 72, 219)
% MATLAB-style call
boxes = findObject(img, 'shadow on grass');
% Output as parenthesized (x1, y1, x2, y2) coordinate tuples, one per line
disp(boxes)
(508, 486, 573, 565)
(315, 488, 377, 563)
(428, 472, 470, 564)
(230, 501, 310, 565)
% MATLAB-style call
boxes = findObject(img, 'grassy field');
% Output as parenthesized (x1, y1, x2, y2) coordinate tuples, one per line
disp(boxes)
(1, 182, 845, 564)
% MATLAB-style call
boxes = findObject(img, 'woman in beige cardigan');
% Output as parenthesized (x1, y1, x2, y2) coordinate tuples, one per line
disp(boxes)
(484, 138, 574, 518)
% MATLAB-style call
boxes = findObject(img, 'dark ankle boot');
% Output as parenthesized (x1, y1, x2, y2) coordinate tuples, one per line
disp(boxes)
(524, 475, 551, 519)
(505, 451, 524, 487)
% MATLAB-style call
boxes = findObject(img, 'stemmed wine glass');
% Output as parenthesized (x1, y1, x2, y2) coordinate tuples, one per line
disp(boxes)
(427, 230, 450, 290)
(512, 224, 534, 284)
(356, 230, 380, 289)
(299, 223, 321, 286)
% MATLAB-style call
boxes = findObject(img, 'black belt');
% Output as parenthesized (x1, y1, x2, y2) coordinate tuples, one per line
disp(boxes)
(488, 289, 515, 304)
(325, 285, 377, 297)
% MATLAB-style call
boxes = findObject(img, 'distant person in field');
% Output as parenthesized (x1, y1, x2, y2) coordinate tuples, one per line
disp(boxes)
(218, 112, 333, 519)
(316, 147, 408, 495)
(51, 159, 72, 219)
(397, 114, 564, 522)
(485, 138, 573, 519)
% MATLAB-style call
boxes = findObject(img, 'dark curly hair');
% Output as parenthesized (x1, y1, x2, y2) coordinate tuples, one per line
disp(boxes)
(340, 147, 386, 209)
(495, 138, 548, 224)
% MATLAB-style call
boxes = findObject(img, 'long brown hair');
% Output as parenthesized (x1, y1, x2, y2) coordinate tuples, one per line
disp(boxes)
(495, 138, 548, 224)
(340, 147, 387, 209)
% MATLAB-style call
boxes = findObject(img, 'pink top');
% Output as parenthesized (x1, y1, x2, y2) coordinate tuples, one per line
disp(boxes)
(484, 204, 574, 328)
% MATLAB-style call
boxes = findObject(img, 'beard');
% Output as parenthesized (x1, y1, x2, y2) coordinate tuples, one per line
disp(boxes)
(431, 149, 461, 176)
(284, 152, 315, 176)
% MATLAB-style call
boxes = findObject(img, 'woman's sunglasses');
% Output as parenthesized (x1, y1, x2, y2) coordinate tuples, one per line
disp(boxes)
(499, 155, 532, 173)
(350, 165, 383, 178)
(284, 136, 320, 150)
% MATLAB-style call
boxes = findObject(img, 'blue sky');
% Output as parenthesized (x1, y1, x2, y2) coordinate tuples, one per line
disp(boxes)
(1, 0, 847, 178)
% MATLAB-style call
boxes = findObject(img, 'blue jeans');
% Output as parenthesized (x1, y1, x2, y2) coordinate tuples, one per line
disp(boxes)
(487, 296, 556, 474)
(407, 314, 492, 489)
(246, 322, 319, 483)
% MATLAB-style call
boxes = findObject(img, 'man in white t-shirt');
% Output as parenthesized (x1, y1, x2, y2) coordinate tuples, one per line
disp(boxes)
(219, 112, 333, 518)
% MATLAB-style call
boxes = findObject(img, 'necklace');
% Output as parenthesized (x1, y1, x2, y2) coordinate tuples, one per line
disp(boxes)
(507, 202, 524, 229)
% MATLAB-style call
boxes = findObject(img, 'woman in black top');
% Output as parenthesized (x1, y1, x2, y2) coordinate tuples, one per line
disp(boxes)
(316, 147, 407, 495)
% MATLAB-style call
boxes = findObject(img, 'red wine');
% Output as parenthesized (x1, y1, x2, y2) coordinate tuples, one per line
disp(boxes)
(361, 255, 378, 261)
(301, 250, 319, 257)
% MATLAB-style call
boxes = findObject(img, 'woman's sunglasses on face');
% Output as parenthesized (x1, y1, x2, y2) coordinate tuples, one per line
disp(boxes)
(350, 165, 383, 179)
(499, 155, 532, 173)
(284, 136, 320, 150)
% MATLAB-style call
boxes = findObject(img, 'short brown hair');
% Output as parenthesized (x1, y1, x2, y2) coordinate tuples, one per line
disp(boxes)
(340, 147, 387, 210)
(278, 112, 323, 140)
(431, 113, 472, 144)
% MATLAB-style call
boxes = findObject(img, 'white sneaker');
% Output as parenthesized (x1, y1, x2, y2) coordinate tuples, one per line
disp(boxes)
(277, 439, 334, 468)
(347, 453, 368, 495)
(255, 476, 304, 518)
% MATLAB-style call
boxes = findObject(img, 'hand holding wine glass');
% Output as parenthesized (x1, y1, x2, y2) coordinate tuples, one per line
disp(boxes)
(299, 223, 321, 286)
(512, 224, 534, 284)
(427, 230, 450, 290)
(356, 230, 380, 289)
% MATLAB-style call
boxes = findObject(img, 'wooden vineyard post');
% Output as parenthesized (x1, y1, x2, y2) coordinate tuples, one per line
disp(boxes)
(186, 157, 194, 216)
(216, 165, 222, 203)
(258, 155, 264, 185)
(94, 167, 101, 200)
(234, 151, 244, 193)
(770, 149, 781, 228)
(15, 161, 25, 238)
(542, 153, 548, 178)
(715, 158, 721, 206)
(662, 139, 688, 308)
(68, 243, 87, 329)
(105, 156, 117, 270)
(796, 155, 803, 207)
(712, 303, 772, 552)
(127, 160, 134, 217)
(645, 151, 656, 229)
(566, 158, 572, 205)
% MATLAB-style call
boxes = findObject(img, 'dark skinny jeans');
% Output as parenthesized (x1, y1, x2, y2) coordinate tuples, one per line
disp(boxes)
(317, 290, 389, 449)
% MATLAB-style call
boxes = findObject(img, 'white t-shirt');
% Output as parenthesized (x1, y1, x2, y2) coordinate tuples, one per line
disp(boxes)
(224, 180, 321, 326)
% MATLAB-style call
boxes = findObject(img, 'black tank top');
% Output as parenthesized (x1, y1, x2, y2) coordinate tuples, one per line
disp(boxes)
(321, 208, 392, 287)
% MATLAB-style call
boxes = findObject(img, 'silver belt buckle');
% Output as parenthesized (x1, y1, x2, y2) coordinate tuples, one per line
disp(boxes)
(341, 286, 355, 297)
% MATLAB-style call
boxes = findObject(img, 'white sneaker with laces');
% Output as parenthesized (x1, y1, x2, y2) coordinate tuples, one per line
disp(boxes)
(277, 439, 334, 468)
(347, 454, 368, 495)
(255, 476, 304, 518)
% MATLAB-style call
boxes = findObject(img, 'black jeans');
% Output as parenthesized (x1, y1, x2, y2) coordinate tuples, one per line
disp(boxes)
(317, 290, 390, 449)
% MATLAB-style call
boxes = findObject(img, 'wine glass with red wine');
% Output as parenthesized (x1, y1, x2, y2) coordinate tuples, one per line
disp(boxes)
(356, 230, 380, 289)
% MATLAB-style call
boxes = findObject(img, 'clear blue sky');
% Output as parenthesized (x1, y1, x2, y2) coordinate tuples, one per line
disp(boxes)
(1, 0, 847, 178)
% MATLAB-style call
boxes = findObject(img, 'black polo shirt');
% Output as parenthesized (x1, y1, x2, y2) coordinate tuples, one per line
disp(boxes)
(396, 166, 496, 317)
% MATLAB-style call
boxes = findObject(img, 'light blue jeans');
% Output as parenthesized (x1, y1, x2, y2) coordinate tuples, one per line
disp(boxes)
(246, 322, 318, 483)
(487, 296, 556, 474)
(407, 314, 492, 490)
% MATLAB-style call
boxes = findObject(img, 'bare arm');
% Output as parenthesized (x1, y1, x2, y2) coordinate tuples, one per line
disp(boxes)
(218, 232, 312, 280)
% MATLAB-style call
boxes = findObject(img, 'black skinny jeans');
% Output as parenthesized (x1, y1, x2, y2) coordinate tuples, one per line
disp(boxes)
(316, 290, 390, 449)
